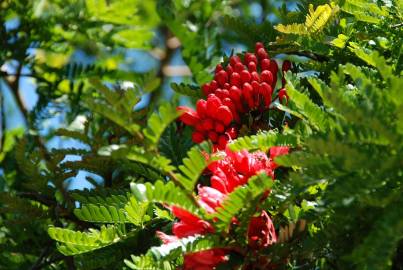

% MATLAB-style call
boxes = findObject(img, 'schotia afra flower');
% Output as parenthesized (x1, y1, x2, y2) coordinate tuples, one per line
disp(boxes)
(177, 42, 292, 149)
(156, 146, 289, 269)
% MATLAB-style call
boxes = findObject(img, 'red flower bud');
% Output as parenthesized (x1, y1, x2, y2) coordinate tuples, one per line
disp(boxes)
(225, 64, 233, 76)
(177, 106, 200, 126)
(255, 42, 265, 53)
(215, 70, 228, 86)
(208, 131, 218, 143)
(216, 106, 233, 126)
(269, 60, 278, 88)
(215, 122, 225, 133)
(248, 61, 257, 72)
(222, 98, 236, 114)
(234, 62, 244, 73)
(223, 83, 230, 90)
(251, 81, 261, 108)
(251, 71, 260, 82)
(206, 94, 222, 116)
(195, 122, 204, 131)
(261, 70, 274, 85)
(229, 86, 242, 101)
(202, 83, 211, 96)
(210, 80, 218, 91)
(215, 64, 223, 73)
(244, 52, 257, 64)
(215, 88, 225, 100)
(282, 60, 292, 73)
(257, 48, 268, 59)
(192, 131, 205, 143)
(202, 118, 214, 131)
(240, 70, 251, 84)
(242, 83, 254, 108)
(222, 98, 239, 122)
(230, 72, 241, 87)
(229, 86, 243, 112)
(218, 135, 229, 150)
(229, 55, 241, 66)
(261, 58, 271, 70)
(259, 82, 272, 107)
(196, 99, 207, 118)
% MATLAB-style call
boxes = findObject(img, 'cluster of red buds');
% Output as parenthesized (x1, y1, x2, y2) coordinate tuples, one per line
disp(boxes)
(178, 42, 292, 150)
(177, 95, 238, 150)
(157, 146, 289, 269)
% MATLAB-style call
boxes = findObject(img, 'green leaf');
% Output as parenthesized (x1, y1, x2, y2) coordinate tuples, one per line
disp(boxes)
(143, 102, 180, 146)
(132, 180, 201, 217)
(170, 82, 202, 98)
(228, 131, 298, 152)
(74, 204, 128, 223)
(48, 226, 120, 255)
(275, 3, 339, 35)
(175, 141, 214, 192)
(350, 198, 403, 270)
(284, 73, 333, 131)
(342, 0, 389, 24)
(71, 188, 129, 207)
(330, 34, 349, 48)
(211, 173, 274, 231)
(124, 197, 150, 226)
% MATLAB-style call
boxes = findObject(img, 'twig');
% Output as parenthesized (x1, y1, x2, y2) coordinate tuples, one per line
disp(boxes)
(149, 28, 177, 106)
(0, 89, 5, 150)
(30, 245, 53, 270)
(167, 170, 201, 208)
(281, 50, 329, 62)
(391, 22, 403, 28)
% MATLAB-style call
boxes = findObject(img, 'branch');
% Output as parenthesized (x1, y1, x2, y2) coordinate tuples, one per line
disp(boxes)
(167, 170, 200, 207)
(5, 63, 29, 120)
(149, 28, 178, 106)
(0, 90, 5, 150)
(280, 50, 329, 62)
(391, 22, 403, 28)
(30, 244, 53, 270)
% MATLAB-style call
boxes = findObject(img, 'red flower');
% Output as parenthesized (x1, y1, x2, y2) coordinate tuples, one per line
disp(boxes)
(178, 106, 200, 126)
(278, 88, 289, 105)
(269, 146, 289, 169)
(177, 94, 237, 150)
(177, 43, 294, 150)
(198, 186, 226, 214)
(156, 232, 228, 270)
(247, 211, 277, 249)
(156, 231, 179, 244)
(171, 206, 214, 238)
(208, 148, 276, 194)
(184, 249, 228, 270)
(157, 205, 227, 270)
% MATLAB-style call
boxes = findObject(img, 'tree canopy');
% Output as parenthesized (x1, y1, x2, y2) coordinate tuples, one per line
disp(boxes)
(0, 0, 402, 269)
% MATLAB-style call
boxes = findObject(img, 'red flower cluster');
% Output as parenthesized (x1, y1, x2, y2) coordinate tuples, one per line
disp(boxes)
(248, 210, 277, 250)
(157, 146, 289, 269)
(207, 147, 287, 194)
(178, 42, 292, 150)
(177, 95, 238, 150)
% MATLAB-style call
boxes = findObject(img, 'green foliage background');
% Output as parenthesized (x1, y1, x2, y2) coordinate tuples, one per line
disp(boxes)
(0, 0, 402, 269)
